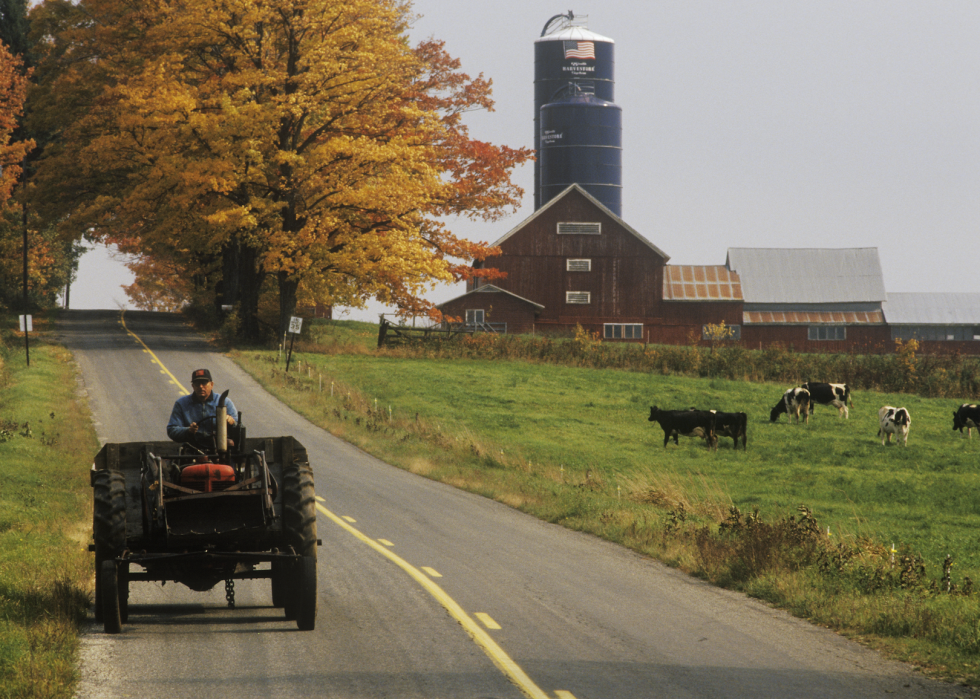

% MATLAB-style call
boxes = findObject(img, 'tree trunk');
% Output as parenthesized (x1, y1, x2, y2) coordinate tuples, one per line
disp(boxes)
(238, 245, 261, 341)
(277, 272, 299, 343)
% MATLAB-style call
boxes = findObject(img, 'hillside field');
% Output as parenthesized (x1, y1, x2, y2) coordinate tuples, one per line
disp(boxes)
(238, 335, 980, 581)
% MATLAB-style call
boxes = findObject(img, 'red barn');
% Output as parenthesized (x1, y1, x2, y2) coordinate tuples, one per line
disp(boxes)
(439, 185, 742, 342)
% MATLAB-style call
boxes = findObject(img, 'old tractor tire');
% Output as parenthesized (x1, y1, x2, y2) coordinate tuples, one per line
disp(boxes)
(295, 556, 317, 631)
(118, 562, 130, 624)
(93, 470, 126, 624)
(282, 463, 317, 559)
(101, 560, 122, 634)
(271, 560, 287, 608)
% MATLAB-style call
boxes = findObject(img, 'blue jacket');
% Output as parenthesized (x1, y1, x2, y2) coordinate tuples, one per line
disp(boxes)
(167, 391, 239, 443)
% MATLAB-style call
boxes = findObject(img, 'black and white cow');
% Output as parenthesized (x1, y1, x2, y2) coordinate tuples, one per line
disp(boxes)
(709, 410, 748, 450)
(878, 406, 911, 446)
(648, 407, 717, 449)
(802, 382, 851, 419)
(952, 404, 980, 438)
(770, 387, 811, 424)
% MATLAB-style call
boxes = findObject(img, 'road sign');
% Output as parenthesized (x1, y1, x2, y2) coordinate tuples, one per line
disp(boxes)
(288, 316, 303, 334)
(18, 315, 32, 332)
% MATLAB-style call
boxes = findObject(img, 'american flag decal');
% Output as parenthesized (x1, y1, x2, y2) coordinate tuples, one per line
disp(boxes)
(563, 41, 595, 59)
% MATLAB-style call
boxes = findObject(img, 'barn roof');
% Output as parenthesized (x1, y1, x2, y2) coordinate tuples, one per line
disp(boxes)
(883, 293, 980, 325)
(726, 248, 886, 304)
(436, 284, 545, 311)
(743, 310, 884, 325)
(663, 265, 743, 301)
(491, 184, 670, 260)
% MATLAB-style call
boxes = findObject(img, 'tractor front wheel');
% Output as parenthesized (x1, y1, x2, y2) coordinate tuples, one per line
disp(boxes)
(101, 560, 122, 634)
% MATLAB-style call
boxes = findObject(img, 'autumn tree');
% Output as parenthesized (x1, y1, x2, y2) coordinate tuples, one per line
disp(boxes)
(29, 0, 530, 338)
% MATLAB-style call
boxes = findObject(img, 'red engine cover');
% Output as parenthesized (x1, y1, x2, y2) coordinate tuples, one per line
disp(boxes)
(180, 463, 236, 493)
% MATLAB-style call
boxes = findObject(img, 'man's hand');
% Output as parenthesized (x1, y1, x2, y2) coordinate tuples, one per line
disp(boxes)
(189, 422, 199, 434)
(226, 415, 236, 426)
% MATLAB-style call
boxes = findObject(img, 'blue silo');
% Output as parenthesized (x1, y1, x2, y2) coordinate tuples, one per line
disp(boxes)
(534, 13, 620, 214)
(539, 89, 622, 215)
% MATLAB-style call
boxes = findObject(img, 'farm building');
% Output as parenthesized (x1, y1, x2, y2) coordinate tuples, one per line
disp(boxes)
(440, 184, 739, 344)
(726, 247, 890, 353)
(434, 14, 980, 354)
(437, 186, 979, 354)
(883, 293, 980, 353)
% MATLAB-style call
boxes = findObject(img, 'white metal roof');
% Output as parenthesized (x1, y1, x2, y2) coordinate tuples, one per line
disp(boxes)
(726, 248, 886, 304)
(536, 27, 614, 44)
(883, 293, 980, 325)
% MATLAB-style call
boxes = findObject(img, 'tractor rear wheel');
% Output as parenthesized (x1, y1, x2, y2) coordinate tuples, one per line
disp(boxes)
(280, 462, 316, 624)
(282, 463, 317, 559)
(93, 470, 126, 624)
(295, 557, 317, 631)
(101, 560, 122, 634)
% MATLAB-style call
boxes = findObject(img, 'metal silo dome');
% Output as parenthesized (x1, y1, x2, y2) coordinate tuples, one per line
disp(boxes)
(534, 12, 617, 211)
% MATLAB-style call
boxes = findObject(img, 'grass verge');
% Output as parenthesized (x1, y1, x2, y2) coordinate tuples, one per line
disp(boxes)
(229, 320, 980, 687)
(0, 315, 96, 698)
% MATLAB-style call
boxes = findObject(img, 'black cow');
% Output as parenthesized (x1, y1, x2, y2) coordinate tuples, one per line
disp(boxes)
(770, 387, 810, 424)
(648, 406, 717, 449)
(802, 382, 851, 419)
(709, 410, 748, 450)
(953, 403, 980, 438)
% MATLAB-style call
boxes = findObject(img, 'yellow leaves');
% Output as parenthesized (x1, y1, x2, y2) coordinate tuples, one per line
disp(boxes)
(28, 0, 528, 325)
(0, 41, 32, 209)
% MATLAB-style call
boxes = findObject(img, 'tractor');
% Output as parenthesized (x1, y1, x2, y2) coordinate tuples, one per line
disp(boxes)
(90, 395, 319, 633)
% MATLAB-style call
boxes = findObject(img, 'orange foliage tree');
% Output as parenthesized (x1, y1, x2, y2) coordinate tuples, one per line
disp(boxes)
(29, 0, 530, 338)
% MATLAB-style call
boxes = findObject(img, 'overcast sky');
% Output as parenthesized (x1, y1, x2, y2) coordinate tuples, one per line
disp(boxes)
(73, 1, 980, 316)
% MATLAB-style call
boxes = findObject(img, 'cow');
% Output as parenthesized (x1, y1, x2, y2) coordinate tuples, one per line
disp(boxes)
(709, 410, 748, 450)
(770, 387, 811, 424)
(952, 404, 980, 438)
(802, 382, 851, 419)
(648, 406, 717, 449)
(878, 406, 911, 446)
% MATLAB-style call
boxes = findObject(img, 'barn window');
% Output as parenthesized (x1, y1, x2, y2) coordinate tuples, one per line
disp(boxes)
(604, 324, 643, 340)
(894, 326, 980, 341)
(567, 259, 592, 272)
(557, 222, 601, 235)
(565, 291, 591, 304)
(808, 326, 845, 341)
(465, 309, 485, 326)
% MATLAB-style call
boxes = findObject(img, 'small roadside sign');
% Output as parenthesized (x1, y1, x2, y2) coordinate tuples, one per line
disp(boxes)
(284, 316, 303, 371)
(18, 315, 31, 366)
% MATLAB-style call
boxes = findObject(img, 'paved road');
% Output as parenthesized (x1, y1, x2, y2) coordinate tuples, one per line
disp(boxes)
(60, 310, 975, 698)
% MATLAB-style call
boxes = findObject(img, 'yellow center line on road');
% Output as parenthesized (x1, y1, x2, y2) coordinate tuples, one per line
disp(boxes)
(120, 310, 188, 395)
(122, 309, 555, 698)
(315, 502, 552, 699)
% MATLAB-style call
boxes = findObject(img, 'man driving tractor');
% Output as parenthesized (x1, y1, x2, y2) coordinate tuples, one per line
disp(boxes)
(167, 368, 238, 448)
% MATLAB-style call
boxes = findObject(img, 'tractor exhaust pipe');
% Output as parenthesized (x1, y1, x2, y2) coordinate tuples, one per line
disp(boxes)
(217, 390, 229, 452)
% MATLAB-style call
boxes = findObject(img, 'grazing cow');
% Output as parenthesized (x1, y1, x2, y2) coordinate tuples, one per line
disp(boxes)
(709, 410, 748, 450)
(878, 406, 911, 446)
(770, 387, 811, 424)
(952, 403, 980, 438)
(802, 382, 851, 419)
(648, 406, 717, 449)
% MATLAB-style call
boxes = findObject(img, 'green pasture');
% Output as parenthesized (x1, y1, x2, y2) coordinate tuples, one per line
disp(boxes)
(272, 350, 980, 577)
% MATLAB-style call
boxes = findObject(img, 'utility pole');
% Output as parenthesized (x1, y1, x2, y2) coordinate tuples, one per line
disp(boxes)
(21, 179, 29, 367)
